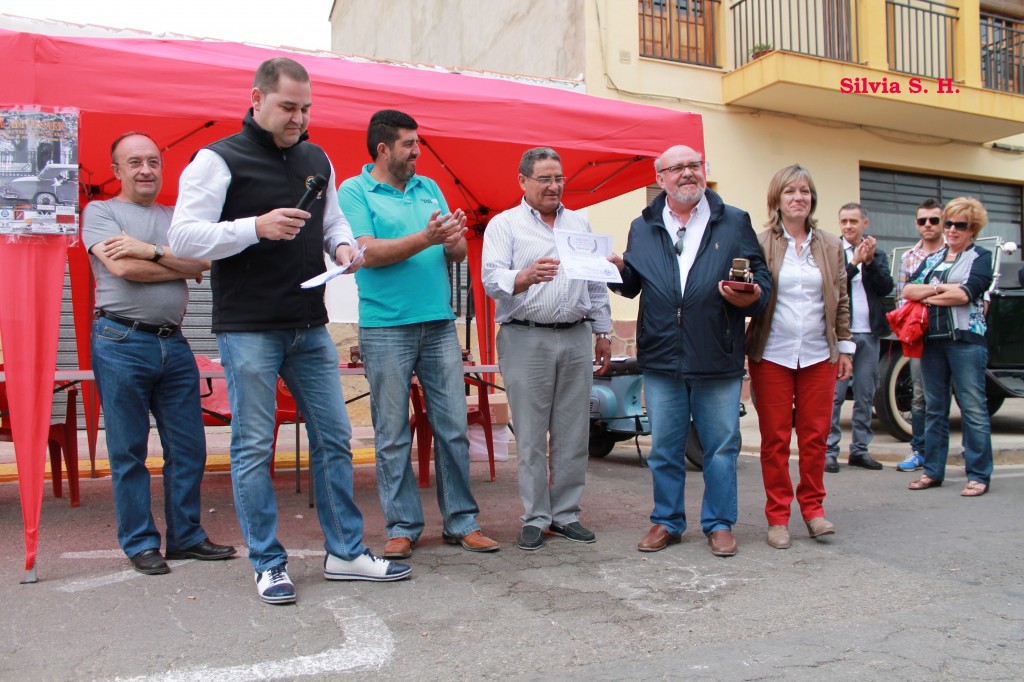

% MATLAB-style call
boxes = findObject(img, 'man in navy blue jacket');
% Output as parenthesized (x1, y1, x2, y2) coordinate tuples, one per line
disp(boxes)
(610, 145, 770, 557)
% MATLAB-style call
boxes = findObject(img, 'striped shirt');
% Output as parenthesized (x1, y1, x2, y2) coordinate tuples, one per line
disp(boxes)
(896, 240, 941, 306)
(481, 199, 611, 332)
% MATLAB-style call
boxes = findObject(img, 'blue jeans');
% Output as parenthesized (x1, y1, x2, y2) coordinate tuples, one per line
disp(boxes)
(643, 372, 741, 536)
(359, 321, 480, 541)
(920, 339, 993, 485)
(218, 327, 365, 573)
(91, 318, 207, 558)
(827, 332, 879, 458)
(909, 358, 925, 454)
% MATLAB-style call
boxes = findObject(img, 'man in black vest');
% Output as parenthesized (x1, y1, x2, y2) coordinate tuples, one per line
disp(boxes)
(170, 57, 410, 605)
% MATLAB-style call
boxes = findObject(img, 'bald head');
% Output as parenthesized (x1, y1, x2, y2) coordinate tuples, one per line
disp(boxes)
(655, 145, 700, 173)
(655, 145, 706, 212)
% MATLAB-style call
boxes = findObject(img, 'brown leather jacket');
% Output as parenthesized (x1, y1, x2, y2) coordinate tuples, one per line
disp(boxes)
(745, 226, 852, 364)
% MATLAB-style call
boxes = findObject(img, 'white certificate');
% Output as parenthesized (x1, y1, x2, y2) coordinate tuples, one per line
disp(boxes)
(552, 229, 622, 283)
(300, 245, 367, 289)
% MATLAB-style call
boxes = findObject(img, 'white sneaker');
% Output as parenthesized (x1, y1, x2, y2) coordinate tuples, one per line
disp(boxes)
(255, 564, 296, 604)
(323, 550, 411, 582)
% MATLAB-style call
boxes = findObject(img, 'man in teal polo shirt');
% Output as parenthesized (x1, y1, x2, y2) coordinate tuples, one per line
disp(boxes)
(339, 110, 498, 560)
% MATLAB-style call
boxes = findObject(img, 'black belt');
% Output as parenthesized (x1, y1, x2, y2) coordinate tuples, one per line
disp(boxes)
(505, 318, 587, 330)
(96, 309, 180, 338)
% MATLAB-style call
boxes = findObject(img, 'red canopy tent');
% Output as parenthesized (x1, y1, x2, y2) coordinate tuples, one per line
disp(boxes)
(0, 27, 703, 579)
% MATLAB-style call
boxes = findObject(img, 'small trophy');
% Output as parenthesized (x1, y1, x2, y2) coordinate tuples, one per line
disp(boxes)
(722, 257, 756, 292)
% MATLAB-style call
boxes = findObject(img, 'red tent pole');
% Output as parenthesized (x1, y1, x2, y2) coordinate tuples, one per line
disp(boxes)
(465, 234, 496, 367)
(68, 239, 99, 475)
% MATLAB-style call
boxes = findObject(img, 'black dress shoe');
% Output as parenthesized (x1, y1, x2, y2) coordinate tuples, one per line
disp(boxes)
(131, 548, 170, 575)
(517, 525, 545, 551)
(825, 456, 840, 473)
(165, 539, 237, 561)
(848, 454, 883, 471)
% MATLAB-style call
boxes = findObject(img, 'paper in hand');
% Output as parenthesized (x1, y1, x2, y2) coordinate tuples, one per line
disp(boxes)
(552, 229, 622, 283)
(300, 245, 367, 289)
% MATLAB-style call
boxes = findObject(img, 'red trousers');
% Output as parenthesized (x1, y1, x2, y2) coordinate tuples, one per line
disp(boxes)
(748, 358, 837, 525)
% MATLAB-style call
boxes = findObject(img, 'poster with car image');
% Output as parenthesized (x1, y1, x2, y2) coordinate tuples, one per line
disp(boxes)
(0, 110, 79, 235)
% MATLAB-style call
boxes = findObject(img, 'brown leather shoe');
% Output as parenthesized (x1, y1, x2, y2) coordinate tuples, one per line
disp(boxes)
(766, 525, 791, 549)
(443, 530, 499, 553)
(381, 537, 413, 559)
(637, 524, 681, 553)
(805, 517, 836, 538)
(707, 529, 737, 557)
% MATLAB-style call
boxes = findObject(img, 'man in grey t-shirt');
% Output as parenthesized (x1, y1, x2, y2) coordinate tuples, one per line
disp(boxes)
(83, 132, 235, 575)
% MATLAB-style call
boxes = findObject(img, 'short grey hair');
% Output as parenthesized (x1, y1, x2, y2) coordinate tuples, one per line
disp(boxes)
(519, 147, 560, 177)
(839, 202, 868, 220)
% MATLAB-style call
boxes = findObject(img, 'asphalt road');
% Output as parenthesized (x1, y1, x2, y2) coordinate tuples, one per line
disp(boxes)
(2, 420, 1022, 681)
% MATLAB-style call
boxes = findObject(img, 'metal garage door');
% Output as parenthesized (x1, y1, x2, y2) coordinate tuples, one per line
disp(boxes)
(859, 167, 1023, 278)
(55, 271, 218, 428)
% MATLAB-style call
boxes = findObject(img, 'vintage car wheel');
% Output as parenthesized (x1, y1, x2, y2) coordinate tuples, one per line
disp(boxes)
(685, 424, 704, 470)
(33, 192, 57, 207)
(953, 392, 1006, 418)
(875, 349, 913, 442)
(588, 423, 616, 458)
(684, 423, 742, 471)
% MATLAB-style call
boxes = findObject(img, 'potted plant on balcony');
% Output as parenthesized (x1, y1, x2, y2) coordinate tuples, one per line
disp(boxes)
(749, 43, 774, 60)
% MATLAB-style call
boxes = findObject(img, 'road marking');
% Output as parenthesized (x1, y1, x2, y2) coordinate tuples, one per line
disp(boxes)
(56, 549, 327, 593)
(114, 597, 393, 681)
(57, 561, 193, 592)
(63, 550, 131, 559)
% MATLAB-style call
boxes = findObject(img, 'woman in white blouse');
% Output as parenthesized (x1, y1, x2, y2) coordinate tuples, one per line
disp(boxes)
(745, 165, 854, 550)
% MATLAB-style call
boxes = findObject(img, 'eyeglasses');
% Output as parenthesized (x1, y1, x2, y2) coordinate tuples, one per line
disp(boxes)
(944, 220, 971, 232)
(659, 162, 703, 176)
(674, 226, 686, 256)
(119, 158, 162, 170)
(527, 175, 566, 186)
(916, 216, 941, 226)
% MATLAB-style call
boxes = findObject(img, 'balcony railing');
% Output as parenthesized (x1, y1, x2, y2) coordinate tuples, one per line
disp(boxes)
(731, 0, 859, 67)
(981, 12, 1024, 95)
(639, 0, 720, 67)
(885, 0, 957, 80)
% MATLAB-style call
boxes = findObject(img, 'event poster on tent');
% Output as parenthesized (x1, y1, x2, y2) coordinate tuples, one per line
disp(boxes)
(0, 109, 79, 236)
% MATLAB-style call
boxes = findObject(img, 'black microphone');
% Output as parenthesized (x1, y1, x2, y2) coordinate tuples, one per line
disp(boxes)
(296, 174, 328, 211)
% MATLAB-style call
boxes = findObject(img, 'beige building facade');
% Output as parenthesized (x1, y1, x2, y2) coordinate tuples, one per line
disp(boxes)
(331, 0, 1024, 342)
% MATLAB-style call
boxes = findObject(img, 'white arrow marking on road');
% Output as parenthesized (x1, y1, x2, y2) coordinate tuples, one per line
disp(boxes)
(113, 597, 394, 681)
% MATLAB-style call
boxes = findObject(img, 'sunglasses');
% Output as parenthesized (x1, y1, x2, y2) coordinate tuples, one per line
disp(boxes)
(916, 216, 941, 226)
(944, 220, 971, 232)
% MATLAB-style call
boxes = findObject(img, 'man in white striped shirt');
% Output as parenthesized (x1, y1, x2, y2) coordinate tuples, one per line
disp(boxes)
(482, 147, 613, 551)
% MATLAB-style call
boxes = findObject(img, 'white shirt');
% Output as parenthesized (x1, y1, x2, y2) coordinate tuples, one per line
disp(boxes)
(761, 229, 831, 369)
(843, 238, 871, 333)
(481, 199, 611, 332)
(168, 148, 354, 260)
(661, 194, 710, 298)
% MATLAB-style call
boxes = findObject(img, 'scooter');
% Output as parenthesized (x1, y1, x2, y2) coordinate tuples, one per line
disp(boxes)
(588, 358, 745, 470)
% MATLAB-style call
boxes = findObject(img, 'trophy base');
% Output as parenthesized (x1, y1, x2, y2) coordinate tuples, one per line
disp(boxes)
(721, 280, 756, 292)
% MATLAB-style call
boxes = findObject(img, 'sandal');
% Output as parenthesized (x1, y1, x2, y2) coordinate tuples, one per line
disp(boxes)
(908, 475, 942, 490)
(960, 481, 989, 497)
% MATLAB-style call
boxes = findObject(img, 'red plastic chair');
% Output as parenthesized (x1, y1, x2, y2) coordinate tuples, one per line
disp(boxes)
(0, 362, 81, 507)
(195, 357, 303, 491)
(271, 377, 304, 489)
(409, 374, 496, 488)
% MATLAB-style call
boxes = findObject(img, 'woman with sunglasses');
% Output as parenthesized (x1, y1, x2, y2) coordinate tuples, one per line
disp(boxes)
(745, 164, 853, 549)
(901, 197, 994, 497)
